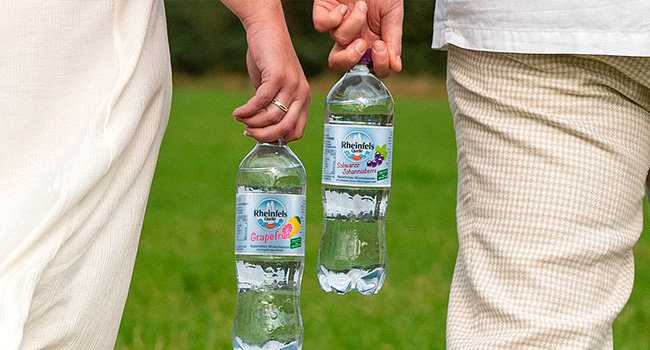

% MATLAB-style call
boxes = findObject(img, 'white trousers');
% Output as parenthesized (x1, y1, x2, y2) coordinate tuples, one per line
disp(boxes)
(0, 1, 171, 348)
(446, 46, 650, 349)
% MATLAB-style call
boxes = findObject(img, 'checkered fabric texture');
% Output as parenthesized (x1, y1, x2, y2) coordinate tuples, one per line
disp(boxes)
(446, 46, 650, 349)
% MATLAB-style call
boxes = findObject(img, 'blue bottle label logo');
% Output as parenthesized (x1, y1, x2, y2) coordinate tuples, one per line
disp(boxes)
(341, 131, 374, 162)
(254, 199, 287, 230)
(235, 194, 306, 256)
(322, 124, 393, 187)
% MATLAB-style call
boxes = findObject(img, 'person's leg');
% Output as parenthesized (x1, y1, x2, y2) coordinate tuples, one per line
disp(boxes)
(19, 130, 167, 349)
(445, 46, 650, 349)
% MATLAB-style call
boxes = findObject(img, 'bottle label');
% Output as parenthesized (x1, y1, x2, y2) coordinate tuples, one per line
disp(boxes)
(235, 193, 306, 256)
(322, 124, 393, 187)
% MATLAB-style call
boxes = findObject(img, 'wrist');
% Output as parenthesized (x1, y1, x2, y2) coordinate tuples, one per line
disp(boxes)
(238, 1, 286, 34)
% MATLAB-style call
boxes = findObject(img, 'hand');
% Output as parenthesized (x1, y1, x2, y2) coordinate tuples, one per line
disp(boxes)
(313, 0, 403, 78)
(222, 0, 310, 142)
(233, 24, 310, 143)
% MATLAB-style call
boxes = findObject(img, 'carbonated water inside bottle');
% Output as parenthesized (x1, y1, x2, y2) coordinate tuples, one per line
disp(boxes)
(233, 256, 302, 350)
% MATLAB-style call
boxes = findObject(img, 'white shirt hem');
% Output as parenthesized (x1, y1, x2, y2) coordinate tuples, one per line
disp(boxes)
(432, 26, 650, 57)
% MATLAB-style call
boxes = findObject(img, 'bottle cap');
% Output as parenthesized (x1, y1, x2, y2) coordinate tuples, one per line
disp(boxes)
(359, 49, 372, 66)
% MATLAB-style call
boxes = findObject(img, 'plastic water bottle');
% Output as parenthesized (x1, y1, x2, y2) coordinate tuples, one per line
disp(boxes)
(318, 50, 394, 295)
(234, 140, 307, 350)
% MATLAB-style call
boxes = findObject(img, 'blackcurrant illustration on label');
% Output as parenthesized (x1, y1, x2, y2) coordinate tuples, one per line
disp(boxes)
(367, 144, 388, 168)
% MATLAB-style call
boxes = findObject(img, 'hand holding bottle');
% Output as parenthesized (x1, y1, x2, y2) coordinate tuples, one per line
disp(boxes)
(312, 0, 404, 78)
(221, 0, 311, 143)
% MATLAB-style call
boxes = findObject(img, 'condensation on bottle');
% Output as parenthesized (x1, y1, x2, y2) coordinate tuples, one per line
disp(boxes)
(234, 140, 307, 350)
(318, 50, 395, 295)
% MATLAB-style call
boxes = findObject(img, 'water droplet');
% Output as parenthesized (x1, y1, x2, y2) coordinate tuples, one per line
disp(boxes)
(270, 312, 278, 319)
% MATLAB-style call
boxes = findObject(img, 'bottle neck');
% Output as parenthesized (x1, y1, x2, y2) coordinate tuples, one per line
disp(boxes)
(259, 138, 286, 147)
(350, 63, 372, 74)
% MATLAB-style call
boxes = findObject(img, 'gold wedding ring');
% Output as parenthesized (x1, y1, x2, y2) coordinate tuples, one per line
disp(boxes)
(271, 98, 288, 113)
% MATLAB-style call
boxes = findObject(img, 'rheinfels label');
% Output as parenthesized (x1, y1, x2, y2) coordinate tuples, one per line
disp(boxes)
(235, 193, 306, 256)
(322, 124, 393, 187)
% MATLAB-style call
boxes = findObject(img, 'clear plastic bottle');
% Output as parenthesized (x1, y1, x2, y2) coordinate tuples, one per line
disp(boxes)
(318, 50, 394, 295)
(234, 140, 307, 350)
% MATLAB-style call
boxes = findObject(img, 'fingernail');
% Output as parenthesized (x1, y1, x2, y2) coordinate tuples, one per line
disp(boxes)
(374, 42, 386, 54)
(243, 130, 252, 137)
(397, 55, 402, 68)
(339, 5, 348, 15)
(358, 1, 367, 12)
(355, 40, 366, 54)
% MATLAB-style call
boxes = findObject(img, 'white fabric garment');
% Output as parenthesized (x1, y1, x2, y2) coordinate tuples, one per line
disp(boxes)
(0, 0, 171, 348)
(433, 0, 650, 56)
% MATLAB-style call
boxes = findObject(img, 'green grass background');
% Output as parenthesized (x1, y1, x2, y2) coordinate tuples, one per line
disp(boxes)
(115, 81, 650, 349)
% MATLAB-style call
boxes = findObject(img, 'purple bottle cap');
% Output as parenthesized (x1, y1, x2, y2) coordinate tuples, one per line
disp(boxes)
(359, 48, 373, 66)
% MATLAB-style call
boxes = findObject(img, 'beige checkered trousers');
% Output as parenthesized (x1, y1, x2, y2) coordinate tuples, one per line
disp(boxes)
(446, 46, 650, 349)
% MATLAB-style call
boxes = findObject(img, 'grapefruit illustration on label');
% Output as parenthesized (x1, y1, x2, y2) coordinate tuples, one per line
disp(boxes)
(281, 216, 302, 238)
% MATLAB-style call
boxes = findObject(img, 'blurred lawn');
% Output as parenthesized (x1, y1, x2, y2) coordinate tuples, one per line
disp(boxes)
(116, 79, 650, 349)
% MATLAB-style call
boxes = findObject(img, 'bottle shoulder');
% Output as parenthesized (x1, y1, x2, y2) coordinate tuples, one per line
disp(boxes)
(325, 72, 394, 121)
(327, 72, 393, 103)
(237, 143, 306, 180)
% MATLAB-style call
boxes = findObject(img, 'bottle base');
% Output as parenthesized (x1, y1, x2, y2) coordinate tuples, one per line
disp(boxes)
(233, 337, 301, 350)
(317, 265, 385, 295)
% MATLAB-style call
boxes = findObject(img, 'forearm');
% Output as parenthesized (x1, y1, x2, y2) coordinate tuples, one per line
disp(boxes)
(220, 0, 289, 37)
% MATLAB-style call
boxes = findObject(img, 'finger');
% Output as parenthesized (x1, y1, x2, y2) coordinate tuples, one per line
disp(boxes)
(331, 1, 367, 46)
(233, 82, 279, 119)
(244, 97, 303, 143)
(381, 5, 404, 72)
(328, 38, 367, 73)
(371, 40, 391, 78)
(313, 3, 348, 33)
(236, 95, 290, 129)
(284, 93, 311, 143)
(235, 106, 285, 129)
